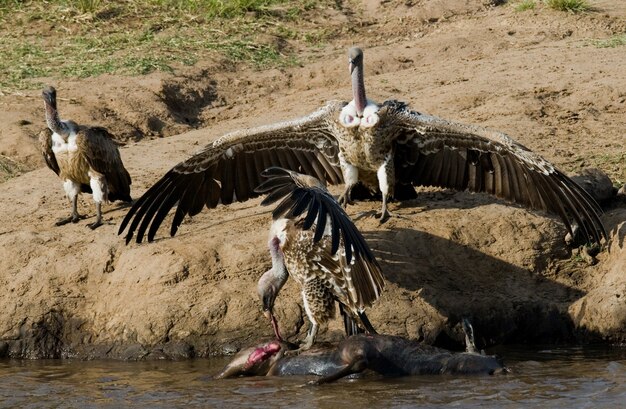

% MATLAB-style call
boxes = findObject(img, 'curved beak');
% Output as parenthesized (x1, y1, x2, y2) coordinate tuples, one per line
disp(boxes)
(263, 308, 283, 342)
(42, 86, 57, 106)
(349, 59, 355, 75)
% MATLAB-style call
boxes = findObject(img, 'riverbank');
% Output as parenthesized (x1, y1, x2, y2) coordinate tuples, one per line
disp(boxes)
(0, 0, 625, 359)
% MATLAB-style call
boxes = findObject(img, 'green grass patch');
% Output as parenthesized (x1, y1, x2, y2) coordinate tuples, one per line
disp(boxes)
(591, 34, 626, 48)
(543, 0, 591, 13)
(146, 0, 290, 18)
(514, 0, 536, 11)
(0, 0, 338, 90)
(70, 0, 102, 13)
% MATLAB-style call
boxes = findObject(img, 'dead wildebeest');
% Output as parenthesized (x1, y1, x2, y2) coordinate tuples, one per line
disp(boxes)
(216, 321, 507, 384)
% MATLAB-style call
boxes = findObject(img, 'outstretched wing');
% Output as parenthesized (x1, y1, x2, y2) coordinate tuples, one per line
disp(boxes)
(38, 128, 60, 176)
(76, 127, 132, 202)
(119, 102, 345, 244)
(385, 100, 606, 245)
(255, 167, 374, 264)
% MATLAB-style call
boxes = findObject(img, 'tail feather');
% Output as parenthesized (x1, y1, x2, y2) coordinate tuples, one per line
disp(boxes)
(339, 304, 377, 336)
(358, 311, 377, 334)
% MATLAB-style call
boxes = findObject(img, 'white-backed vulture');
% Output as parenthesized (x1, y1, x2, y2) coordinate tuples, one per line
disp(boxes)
(41, 86, 132, 229)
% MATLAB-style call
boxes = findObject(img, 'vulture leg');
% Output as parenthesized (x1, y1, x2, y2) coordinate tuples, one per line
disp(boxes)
(377, 196, 391, 223)
(462, 318, 478, 354)
(376, 153, 395, 223)
(338, 155, 358, 207)
(56, 183, 84, 226)
(339, 185, 355, 207)
(87, 174, 107, 230)
(285, 322, 319, 356)
(87, 202, 103, 230)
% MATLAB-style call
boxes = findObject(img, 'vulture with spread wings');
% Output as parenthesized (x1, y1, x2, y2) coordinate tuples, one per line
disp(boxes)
(119, 47, 606, 246)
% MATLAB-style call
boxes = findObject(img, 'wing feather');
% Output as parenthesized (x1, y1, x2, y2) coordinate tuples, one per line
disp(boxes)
(313, 236, 384, 311)
(255, 167, 377, 265)
(119, 102, 344, 243)
(39, 129, 61, 176)
(386, 100, 606, 245)
(77, 127, 132, 202)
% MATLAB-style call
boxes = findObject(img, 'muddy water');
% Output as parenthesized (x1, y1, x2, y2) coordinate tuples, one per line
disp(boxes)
(1, 346, 625, 408)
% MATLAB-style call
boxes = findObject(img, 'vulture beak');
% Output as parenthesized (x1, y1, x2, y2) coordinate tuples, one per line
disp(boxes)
(262, 305, 283, 342)
(42, 86, 57, 107)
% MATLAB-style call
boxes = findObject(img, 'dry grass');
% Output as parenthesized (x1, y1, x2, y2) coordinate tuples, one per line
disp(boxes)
(543, 0, 591, 13)
(514, 0, 536, 11)
(0, 0, 335, 90)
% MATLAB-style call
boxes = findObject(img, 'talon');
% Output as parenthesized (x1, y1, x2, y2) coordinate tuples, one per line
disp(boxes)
(87, 221, 103, 230)
(55, 217, 72, 226)
(284, 348, 302, 357)
(338, 185, 355, 207)
(376, 210, 391, 223)
(55, 214, 84, 226)
(338, 194, 354, 207)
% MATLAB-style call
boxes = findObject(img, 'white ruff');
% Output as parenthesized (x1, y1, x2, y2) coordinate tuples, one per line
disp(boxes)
(339, 99, 380, 128)
(51, 127, 79, 156)
(361, 101, 380, 128)
(339, 103, 360, 128)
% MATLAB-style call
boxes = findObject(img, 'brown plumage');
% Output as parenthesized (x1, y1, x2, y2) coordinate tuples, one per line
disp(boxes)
(41, 86, 132, 229)
(119, 48, 605, 247)
(255, 167, 384, 353)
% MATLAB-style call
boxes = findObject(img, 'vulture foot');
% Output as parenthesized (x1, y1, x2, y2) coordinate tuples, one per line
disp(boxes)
(87, 220, 103, 230)
(354, 208, 408, 223)
(338, 192, 354, 207)
(284, 337, 315, 357)
(55, 214, 85, 226)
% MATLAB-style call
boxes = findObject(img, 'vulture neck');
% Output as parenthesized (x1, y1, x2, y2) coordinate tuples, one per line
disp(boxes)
(351, 61, 367, 117)
(44, 100, 69, 137)
(259, 231, 289, 304)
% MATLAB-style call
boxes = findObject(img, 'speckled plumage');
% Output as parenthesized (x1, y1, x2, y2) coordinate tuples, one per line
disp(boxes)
(256, 168, 384, 352)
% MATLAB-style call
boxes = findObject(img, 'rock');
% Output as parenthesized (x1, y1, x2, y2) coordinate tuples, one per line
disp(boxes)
(569, 218, 626, 342)
(570, 168, 616, 203)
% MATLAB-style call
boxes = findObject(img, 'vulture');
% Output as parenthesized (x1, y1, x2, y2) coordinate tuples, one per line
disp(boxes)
(41, 86, 132, 229)
(255, 167, 384, 353)
(119, 47, 606, 246)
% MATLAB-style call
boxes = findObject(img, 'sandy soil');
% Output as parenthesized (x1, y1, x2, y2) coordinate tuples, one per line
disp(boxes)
(0, 0, 624, 359)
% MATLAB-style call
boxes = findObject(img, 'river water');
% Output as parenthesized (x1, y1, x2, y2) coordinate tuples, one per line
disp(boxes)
(1, 345, 625, 408)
